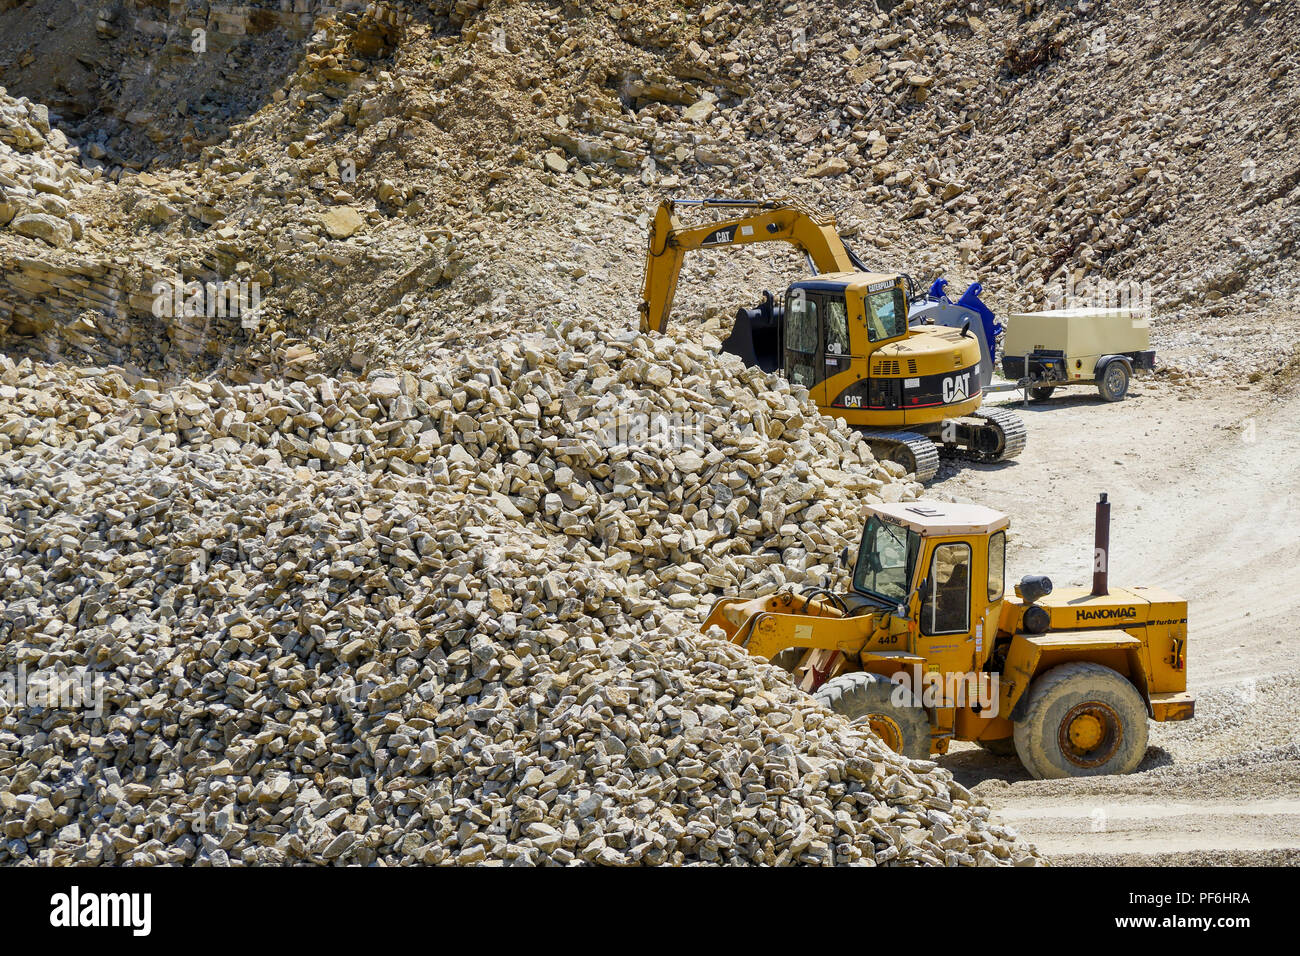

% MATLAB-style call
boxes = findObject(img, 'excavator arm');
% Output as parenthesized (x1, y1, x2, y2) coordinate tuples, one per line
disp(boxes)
(638, 198, 862, 334)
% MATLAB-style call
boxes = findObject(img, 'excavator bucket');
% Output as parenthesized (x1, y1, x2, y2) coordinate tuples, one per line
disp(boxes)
(721, 291, 782, 373)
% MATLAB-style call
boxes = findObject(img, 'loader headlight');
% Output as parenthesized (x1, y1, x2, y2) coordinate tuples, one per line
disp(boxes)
(1023, 604, 1051, 634)
(1018, 574, 1052, 604)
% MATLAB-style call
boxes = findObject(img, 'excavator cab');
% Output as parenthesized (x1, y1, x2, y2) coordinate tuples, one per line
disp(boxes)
(723, 278, 912, 382)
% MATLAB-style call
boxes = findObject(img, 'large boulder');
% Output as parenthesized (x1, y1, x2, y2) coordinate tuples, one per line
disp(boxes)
(9, 212, 74, 248)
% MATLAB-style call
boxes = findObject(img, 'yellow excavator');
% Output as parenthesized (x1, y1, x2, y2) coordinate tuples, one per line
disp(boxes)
(639, 198, 1025, 481)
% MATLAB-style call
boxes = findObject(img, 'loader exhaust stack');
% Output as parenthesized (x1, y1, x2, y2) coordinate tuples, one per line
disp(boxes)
(1092, 493, 1110, 596)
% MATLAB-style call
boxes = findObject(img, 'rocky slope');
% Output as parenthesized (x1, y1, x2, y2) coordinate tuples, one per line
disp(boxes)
(0, 0, 1296, 382)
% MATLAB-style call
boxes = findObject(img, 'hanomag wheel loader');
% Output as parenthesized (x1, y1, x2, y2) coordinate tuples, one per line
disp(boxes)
(701, 494, 1195, 779)
(639, 198, 1026, 482)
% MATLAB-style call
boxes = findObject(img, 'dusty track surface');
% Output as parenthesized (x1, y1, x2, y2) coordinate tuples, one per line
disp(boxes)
(931, 376, 1300, 865)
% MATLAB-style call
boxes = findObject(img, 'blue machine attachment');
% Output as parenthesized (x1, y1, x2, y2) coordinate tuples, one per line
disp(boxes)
(909, 277, 1000, 389)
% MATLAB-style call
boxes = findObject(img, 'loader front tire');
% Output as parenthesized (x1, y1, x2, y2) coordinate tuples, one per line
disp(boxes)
(814, 672, 931, 759)
(1013, 662, 1148, 779)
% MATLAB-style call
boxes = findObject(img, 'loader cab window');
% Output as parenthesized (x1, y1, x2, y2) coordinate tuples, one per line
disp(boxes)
(853, 516, 921, 605)
(988, 531, 1006, 602)
(865, 287, 908, 343)
(921, 542, 971, 635)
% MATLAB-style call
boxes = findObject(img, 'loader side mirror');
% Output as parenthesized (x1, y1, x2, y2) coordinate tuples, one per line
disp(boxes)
(898, 577, 928, 620)
(840, 546, 851, 570)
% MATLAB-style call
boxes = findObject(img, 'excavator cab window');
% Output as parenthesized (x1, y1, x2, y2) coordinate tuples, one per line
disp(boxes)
(784, 290, 819, 388)
(865, 287, 908, 343)
(824, 299, 850, 355)
(823, 298, 852, 379)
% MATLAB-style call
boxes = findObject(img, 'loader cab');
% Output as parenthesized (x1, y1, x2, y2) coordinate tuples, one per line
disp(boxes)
(852, 502, 1010, 654)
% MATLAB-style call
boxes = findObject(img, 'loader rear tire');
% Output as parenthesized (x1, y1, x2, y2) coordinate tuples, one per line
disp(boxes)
(1013, 662, 1148, 780)
(1028, 386, 1055, 401)
(814, 672, 930, 760)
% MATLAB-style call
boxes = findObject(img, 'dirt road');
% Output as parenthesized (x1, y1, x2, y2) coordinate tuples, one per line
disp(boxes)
(932, 377, 1300, 865)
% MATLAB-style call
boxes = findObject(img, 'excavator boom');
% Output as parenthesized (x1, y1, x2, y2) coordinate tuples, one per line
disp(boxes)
(639, 198, 860, 334)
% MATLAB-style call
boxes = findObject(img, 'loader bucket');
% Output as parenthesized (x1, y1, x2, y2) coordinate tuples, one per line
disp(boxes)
(721, 291, 782, 373)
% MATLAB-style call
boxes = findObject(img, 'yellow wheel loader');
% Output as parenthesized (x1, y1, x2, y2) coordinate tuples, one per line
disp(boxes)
(639, 198, 1026, 481)
(701, 494, 1195, 779)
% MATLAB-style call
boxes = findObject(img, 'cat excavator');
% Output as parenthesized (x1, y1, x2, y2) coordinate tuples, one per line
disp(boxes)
(639, 198, 1025, 481)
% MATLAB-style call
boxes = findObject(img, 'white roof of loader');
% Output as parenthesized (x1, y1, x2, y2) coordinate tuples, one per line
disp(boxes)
(871, 501, 1010, 536)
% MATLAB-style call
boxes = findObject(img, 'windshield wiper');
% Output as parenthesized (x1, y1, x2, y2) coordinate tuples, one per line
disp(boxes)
(881, 522, 906, 552)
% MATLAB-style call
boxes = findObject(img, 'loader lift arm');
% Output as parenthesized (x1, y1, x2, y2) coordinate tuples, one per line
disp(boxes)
(639, 198, 866, 334)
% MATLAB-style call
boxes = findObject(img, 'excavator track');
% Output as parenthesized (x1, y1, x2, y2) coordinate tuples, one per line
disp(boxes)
(944, 407, 1028, 463)
(863, 431, 941, 483)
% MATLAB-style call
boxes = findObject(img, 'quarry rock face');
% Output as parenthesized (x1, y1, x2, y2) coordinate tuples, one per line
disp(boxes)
(0, 2, 1296, 381)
